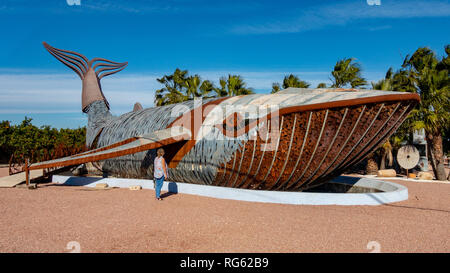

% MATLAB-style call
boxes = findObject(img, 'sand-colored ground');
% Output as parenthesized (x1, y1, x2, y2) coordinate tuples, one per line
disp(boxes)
(0, 167, 9, 178)
(0, 174, 448, 253)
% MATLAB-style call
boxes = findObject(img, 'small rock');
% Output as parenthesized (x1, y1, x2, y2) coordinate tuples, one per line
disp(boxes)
(129, 185, 142, 191)
(377, 169, 396, 177)
(417, 172, 433, 180)
(95, 183, 109, 189)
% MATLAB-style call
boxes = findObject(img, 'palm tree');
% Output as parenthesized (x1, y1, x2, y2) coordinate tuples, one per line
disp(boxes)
(399, 46, 450, 180)
(370, 68, 396, 172)
(282, 74, 310, 89)
(199, 79, 216, 98)
(271, 83, 281, 94)
(379, 141, 394, 170)
(154, 68, 188, 106)
(371, 68, 394, 91)
(331, 58, 367, 88)
(155, 69, 216, 106)
(317, 83, 327, 88)
(271, 74, 310, 94)
(184, 75, 215, 100)
(214, 75, 254, 97)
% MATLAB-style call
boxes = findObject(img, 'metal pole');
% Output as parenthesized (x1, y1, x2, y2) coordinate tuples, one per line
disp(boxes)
(25, 158, 30, 186)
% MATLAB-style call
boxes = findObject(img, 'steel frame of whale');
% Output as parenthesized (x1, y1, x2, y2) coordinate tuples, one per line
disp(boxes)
(23, 42, 420, 192)
(24, 93, 418, 191)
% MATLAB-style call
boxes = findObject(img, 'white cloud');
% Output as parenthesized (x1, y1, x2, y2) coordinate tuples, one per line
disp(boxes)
(0, 73, 158, 114)
(0, 69, 384, 114)
(230, 0, 450, 34)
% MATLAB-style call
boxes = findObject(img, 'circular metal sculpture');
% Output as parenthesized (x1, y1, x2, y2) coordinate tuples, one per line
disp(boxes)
(28, 42, 421, 192)
(397, 145, 420, 170)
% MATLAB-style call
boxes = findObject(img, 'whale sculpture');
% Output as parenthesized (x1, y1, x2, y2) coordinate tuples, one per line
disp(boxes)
(28, 42, 420, 191)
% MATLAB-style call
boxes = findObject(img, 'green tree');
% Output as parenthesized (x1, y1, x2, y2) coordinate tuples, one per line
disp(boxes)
(371, 68, 394, 91)
(271, 74, 310, 93)
(271, 82, 281, 94)
(154, 68, 188, 106)
(214, 75, 254, 97)
(185, 75, 215, 100)
(317, 83, 327, 88)
(398, 46, 450, 180)
(331, 58, 367, 88)
(0, 121, 12, 162)
(282, 74, 310, 89)
(370, 67, 397, 172)
(0, 117, 86, 164)
(155, 69, 218, 106)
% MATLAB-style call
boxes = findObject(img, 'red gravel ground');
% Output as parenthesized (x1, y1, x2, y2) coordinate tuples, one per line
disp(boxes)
(0, 167, 9, 178)
(0, 177, 448, 253)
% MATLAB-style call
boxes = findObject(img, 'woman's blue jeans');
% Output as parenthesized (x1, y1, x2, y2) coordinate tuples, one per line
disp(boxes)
(155, 176, 164, 198)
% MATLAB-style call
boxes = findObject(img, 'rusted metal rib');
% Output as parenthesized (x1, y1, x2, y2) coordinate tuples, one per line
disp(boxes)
(299, 104, 385, 191)
(301, 108, 349, 186)
(341, 103, 412, 172)
(255, 116, 285, 189)
(275, 112, 312, 190)
(221, 147, 238, 187)
(288, 110, 329, 190)
(235, 132, 258, 188)
(317, 103, 401, 184)
(230, 142, 247, 188)
(247, 120, 272, 189)
(312, 106, 367, 183)
(330, 104, 385, 171)
(270, 114, 297, 190)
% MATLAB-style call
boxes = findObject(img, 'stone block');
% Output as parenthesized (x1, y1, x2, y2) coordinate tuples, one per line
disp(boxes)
(377, 169, 396, 177)
(417, 172, 433, 180)
(95, 183, 109, 189)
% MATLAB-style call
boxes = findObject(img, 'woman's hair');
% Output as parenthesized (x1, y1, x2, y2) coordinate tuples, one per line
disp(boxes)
(157, 148, 165, 157)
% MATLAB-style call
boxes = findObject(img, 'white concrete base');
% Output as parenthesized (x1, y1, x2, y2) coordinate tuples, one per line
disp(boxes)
(51, 175, 408, 206)
(361, 174, 450, 184)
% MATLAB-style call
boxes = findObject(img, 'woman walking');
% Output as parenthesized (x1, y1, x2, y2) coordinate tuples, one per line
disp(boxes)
(154, 148, 168, 201)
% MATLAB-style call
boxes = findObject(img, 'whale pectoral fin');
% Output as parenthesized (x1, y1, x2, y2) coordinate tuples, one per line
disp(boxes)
(90, 57, 128, 80)
(29, 126, 191, 170)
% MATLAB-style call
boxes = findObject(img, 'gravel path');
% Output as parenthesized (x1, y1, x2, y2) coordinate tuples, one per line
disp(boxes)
(0, 178, 448, 253)
(0, 167, 9, 178)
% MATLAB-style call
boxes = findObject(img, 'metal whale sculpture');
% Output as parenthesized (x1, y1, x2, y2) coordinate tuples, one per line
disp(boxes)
(30, 42, 420, 191)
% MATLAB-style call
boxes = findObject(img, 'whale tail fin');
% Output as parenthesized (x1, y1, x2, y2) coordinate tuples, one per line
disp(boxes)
(43, 42, 128, 79)
(43, 42, 128, 111)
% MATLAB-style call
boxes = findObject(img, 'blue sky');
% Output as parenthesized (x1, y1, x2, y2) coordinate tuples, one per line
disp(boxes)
(0, 0, 449, 128)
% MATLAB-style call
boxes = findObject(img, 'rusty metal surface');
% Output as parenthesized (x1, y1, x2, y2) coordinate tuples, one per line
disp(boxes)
(213, 101, 413, 191)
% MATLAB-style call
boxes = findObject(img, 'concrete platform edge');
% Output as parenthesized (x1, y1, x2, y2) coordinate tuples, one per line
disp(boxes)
(51, 175, 408, 206)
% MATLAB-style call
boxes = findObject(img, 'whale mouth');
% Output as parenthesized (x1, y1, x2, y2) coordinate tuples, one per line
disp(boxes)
(213, 92, 419, 191)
